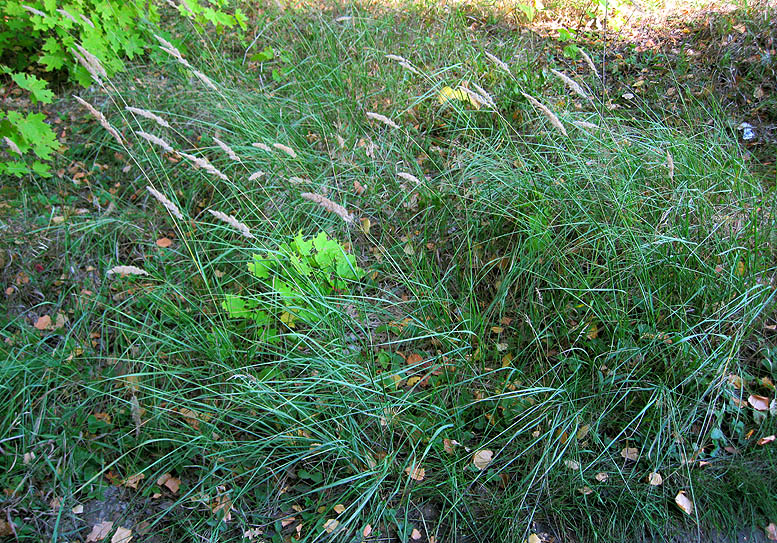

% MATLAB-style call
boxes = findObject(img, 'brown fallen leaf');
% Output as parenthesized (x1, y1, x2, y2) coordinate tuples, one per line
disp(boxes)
(333, 504, 345, 514)
(405, 464, 426, 481)
(121, 473, 144, 489)
(620, 447, 639, 461)
(675, 491, 694, 515)
(578, 486, 593, 495)
(363, 524, 372, 537)
(86, 521, 114, 542)
(647, 472, 663, 486)
(157, 473, 180, 494)
(0, 519, 14, 537)
(595, 472, 609, 482)
(411, 527, 422, 540)
(473, 449, 493, 470)
(443, 438, 455, 454)
(111, 526, 132, 543)
(323, 519, 339, 533)
(564, 459, 580, 470)
(748, 394, 770, 411)
(765, 522, 777, 541)
(34, 315, 52, 330)
(156, 237, 172, 248)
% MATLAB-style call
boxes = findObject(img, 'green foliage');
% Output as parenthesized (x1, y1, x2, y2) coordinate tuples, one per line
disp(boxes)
(222, 232, 364, 334)
(0, 68, 57, 177)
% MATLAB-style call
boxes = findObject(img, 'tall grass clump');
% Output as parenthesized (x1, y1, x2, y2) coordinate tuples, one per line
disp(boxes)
(4, 4, 775, 543)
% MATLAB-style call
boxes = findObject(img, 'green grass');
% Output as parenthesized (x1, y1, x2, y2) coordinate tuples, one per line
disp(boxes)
(2, 2, 777, 542)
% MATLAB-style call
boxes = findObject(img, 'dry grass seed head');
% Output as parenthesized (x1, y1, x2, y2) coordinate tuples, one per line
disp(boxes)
(550, 69, 592, 101)
(137, 131, 174, 153)
(146, 186, 184, 220)
(107, 265, 149, 277)
(180, 152, 228, 181)
(252, 142, 272, 152)
(485, 52, 510, 74)
(249, 170, 265, 181)
(208, 209, 255, 239)
(579, 49, 600, 79)
(126, 106, 170, 128)
(74, 96, 124, 145)
(366, 111, 400, 129)
(397, 172, 421, 185)
(213, 137, 241, 162)
(192, 69, 217, 90)
(272, 143, 297, 158)
(521, 92, 568, 136)
(301, 192, 354, 223)
(22, 5, 46, 17)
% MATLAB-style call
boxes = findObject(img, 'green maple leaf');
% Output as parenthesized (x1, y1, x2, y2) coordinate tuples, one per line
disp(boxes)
(11, 72, 54, 104)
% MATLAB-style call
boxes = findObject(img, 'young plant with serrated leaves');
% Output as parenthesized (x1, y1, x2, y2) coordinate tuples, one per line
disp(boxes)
(222, 232, 364, 339)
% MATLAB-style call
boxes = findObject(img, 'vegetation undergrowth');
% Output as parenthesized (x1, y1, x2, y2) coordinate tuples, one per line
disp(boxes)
(1, 1, 776, 542)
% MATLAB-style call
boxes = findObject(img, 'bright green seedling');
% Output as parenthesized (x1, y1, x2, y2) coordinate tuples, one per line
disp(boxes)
(222, 232, 364, 335)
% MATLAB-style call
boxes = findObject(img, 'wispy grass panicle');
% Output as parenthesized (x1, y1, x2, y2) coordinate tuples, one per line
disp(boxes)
(126, 106, 170, 128)
(485, 51, 510, 74)
(521, 92, 568, 136)
(366, 111, 400, 129)
(471, 83, 496, 108)
(136, 131, 174, 153)
(252, 142, 272, 152)
(146, 186, 184, 220)
(3, 136, 21, 155)
(180, 152, 229, 181)
(272, 143, 297, 158)
(301, 192, 354, 223)
(192, 69, 217, 90)
(213, 137, 241, 162)
(73, 96, 123, 145)
(57, 8, 79, 24)
(397, 172, 421, 185)
(207, 209, 255, 239)
(580, 49, 600, 79)
(550, 69, 592, 101)
(107, 265, 148, 277)
(73, 44, 107, 79)
(248, 170, 265, 181)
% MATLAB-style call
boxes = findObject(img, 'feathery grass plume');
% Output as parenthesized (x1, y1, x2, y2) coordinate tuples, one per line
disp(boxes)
(550, 69, 592, 101)
(192, 69, 217, 90)
(57, 8, 78, 24)
(79, 13, 94, 27)
(334, 15, 352, 22)
(398, 61, 420, 75)
(107, 265, 148, 276)
(208, 209, 255, 239)
(126, 106, 170, 128)
(74, 44, 107, 78)
(154, 34, 192, 68)
(397, 172, 421, 185)
(288, 176, 307, 185)
(73, 96, 124, 145)
(252, 142, 272, 152)
(22, 5, 46, 17)
(666, 150, 675, 182)
(572, 120, 601, 131)
(386, 54, 409, 63)
(180, 152, 229, 181)
(248, 170, 265, 181)
(146, 186, 184, 220)
(579, 49, 600, 79)
(521, 92, 568, 136)
(471, 83, 496, 108)
(3, 136, 22, 155)
(137, 131, 174, 153)
(272, 143, 297, 158)
(301, 192, 354, 223)
(213, 137, 240, 161)
(366, 111, 400, 129)
(485, 52, 510, 74)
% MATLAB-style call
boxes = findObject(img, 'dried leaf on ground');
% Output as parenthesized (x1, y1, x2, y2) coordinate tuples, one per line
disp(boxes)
(595, 472, 609, 482)
(34, 315, 52, 330)
(748, 394, 770, 411)
(620, 447, 639, 461)
(111, 526, 132, 543)
(333, 504, 345, 514)
(155, 237, 172, 248)
(647, 472, 663, 486)
(411, 527, 422, 539)
(405, 464, 426, 481)
(473, 449, 493, 470)
(765, 523, 777, 541)
(121, 473, 144, 489)
(675, 491, 694, 515)
(157, 473, 180, 493)
(86, 521, 114, 542)
(758, 435, 775, 445)
(564, 459, 580, 470)
(323, 519, 339, 533)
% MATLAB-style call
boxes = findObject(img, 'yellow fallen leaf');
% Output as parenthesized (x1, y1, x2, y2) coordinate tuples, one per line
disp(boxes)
(528, 534, 542, 543)
(360, 217, 371, 235)
(576, 424, 590, 440)
(473, 449, 493, 470)
(323, 519, 339, 533)
(333, 504, 346, 514)
(675, 490, 694, 515)
(647, 472, 663, 486)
